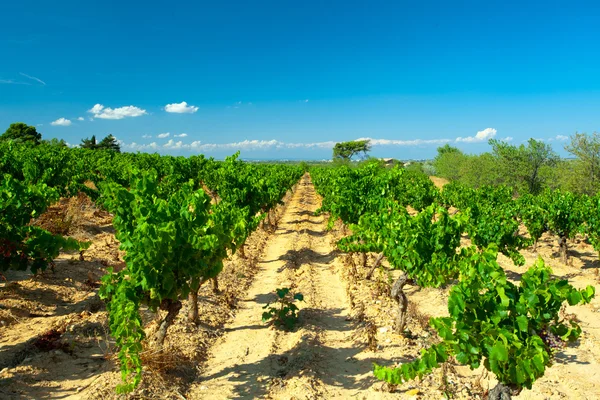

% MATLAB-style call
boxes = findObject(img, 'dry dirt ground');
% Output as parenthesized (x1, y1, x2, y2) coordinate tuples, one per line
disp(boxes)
(1, 175, 599, 399)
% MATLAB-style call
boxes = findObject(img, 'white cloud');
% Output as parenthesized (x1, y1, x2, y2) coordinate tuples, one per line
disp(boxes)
(157, 132, 170, 139)
(502, 136, 513, 142)
(142, 134, 152, 139)
(110, 136, 462, 153)
(19, 72, 46, 86)
(77, 117, 84, 121)
(88, 104, 147, 120)
(164, 101, 198, 114)
(455, 128, 497, 143)
(174, 133, 188, 138)
(163, 139, 185, 149)
(356, 137, 451, 146)
(555, 135, 569, 141)
(50, 117, 72, 126)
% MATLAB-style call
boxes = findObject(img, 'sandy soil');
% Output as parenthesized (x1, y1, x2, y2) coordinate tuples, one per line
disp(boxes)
(0, 187, 294, 399)
(1, 175, 599, 399)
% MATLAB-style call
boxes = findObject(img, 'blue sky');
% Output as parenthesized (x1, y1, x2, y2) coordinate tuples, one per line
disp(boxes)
(1, 0, 599, 160)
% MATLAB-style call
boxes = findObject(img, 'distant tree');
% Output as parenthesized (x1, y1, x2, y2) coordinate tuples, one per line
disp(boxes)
(564, 132, 600, 194)
(0, 122, 42, 145)
(332, 140, 371, 161)
(459, 153, 504, 188)
(98, 134, 121, 152)
(81, 135, 98, 150)
(490, 138, 559, 194)
(433, 144, 466, 181)
(43, 138, 68, 147)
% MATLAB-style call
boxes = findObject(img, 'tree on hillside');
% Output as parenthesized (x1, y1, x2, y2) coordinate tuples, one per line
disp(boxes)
(0, 122, 42, 145)
(332, 140, 371, 161)
(81, 135, 98, 149)
(433, 144, 467, 181)
(98, 134, 121, 152)
(81, 134, 121, 152)
(490, 138, 558, 194)
(564, 132, 600, 194)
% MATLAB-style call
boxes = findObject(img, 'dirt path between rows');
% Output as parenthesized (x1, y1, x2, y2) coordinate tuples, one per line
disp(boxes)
(3, 174, 597, 399)
(187, 174, 395, 399)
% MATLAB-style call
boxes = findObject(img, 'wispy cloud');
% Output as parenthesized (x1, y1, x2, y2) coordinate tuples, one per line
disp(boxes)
(164, 101, 199, 114)
(0, 79, 31, 85)
(455, 128, 497, 143)
(157, 132, 170, 139)
(227, 101, 253, 109)
(357, 137, 451, 146)
(77, 117, 84, 121)
(174, 133, 188, 138)
(142, 134, 152, 139)
(50, 117, 72, 126)
(19, 72, 46, 86)
(88, 104, 147, 120)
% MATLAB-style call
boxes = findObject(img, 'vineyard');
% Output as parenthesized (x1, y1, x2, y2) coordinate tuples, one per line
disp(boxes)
(0, 143, 599, 399)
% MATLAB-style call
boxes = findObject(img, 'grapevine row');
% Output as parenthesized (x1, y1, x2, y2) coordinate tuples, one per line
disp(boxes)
(311, 161, 595, 397)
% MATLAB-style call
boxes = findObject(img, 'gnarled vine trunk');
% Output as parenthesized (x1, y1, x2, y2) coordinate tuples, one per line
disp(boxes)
(558, 236, 568, 264)
(188, 289, 199, 322)
(156, 299, 182, 348)
(188, 277, 204, 322)
(488, 382, 513, 400)
(391, 272, 409, 334)
(366, 252, 385, 280)
(348, 252, 358, 277)
(212, 276, 220, 294)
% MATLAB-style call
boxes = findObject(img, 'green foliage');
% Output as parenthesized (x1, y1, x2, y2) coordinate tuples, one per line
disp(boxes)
(43, 138, 68, 147)
(97, 160, 302, 392)
(442, 182, 529, 265)
(99, 170, 222, 390)
(81, 134, 121, 152)
(542, 189, 585, 240)
(564, 132, 600, 194)
(98, 134, 121, 152)
(314, 162, 595, 394)
(433, 145, 467, 181)
(584, 193, 600, 258)
(517, 194, 548, 248)
(332, 140, 371, 161)
(0, 174, 89, 273)
(0, 122, 42, 145)
(374, 246, 595, 390)
(262, 288, 304, 330)
(80, 135, 96, 149)
(340, 202, 466, 287)
(0, 142, 96, 198)
(490, 138, 559, 194)
(312, 163, 438, 228)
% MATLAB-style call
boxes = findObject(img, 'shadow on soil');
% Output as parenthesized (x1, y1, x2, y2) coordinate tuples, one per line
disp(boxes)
(196, 308, 401, 399)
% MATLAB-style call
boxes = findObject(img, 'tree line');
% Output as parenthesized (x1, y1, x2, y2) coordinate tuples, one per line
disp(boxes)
(431, 133, 600, 195)
(0, 122, 121, 152)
